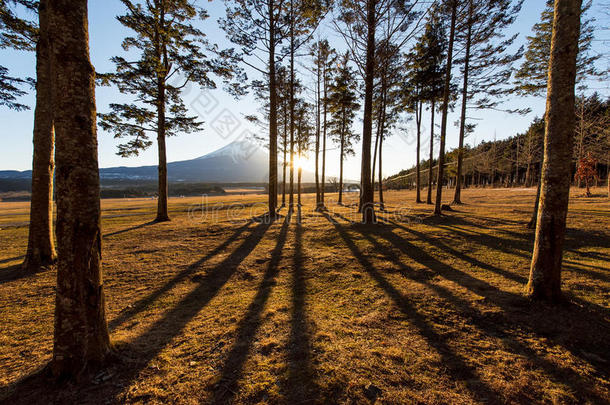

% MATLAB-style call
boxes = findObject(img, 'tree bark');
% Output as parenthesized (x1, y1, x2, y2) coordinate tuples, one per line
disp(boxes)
(527, 0, 581, 302)
(48, 0, 110, 378)
(453, 0, 473, 205)
(360, 0, 376, 223)
(427, 101, 435, 204)
(23, 0, 57, 272)
(434, 1, 457, 215)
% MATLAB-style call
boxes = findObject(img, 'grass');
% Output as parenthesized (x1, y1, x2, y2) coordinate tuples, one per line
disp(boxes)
(0, 188, 608, 404)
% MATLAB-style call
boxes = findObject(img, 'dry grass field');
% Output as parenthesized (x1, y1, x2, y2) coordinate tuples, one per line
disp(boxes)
(0, 187, 609, 404)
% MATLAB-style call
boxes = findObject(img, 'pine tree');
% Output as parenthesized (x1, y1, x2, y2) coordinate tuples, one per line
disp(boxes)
(310, 39, 336, 211)
(328, 52, 360, 205)
(372, 43, 402, 210)
(337, 0, 419, 222)
(404, 6, 446, 204)
(0, 0, 36, 110)
(295, 98, 313, 208)
(100, 0, 242, 222)
(515, 0, 598, 96)
(516, 0, 599, 228)
(434, 0, 458, 216)
(285, 0, 326, 212)
(527, 0, 582, 302)
(452, 0, 524, 205)
(47, 0, 110, 378)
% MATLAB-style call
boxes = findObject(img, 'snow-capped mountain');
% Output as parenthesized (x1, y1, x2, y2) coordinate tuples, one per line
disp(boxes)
(1, 139, 317, 184)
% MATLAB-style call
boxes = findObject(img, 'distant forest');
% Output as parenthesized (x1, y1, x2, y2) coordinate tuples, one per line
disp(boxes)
(385, 94, 610, 189)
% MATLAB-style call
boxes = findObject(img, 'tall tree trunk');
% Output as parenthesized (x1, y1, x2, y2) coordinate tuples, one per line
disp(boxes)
(315, 50, 322, 210)
(360, 0, 376, 223)
(371, 115, 380, 194)
(48, 0, 110, 378)
(427, 101, 435, 204)
(288, 4, 295, 211)
(156, 115, 169, 222)
(415, 99, 422, 203)
(281, 104, 287, 207)
(378, 126, 384, 211)
(527, 0, 581, 302)
(320, 61, 328, 209)
(155, 6, 169, 222)
(434, 0, 457, 215)
(23, 0, 56, 272)
(268, 0, 278, 217)
(453, 0, 473, 205)
(339, 123, 345, 205)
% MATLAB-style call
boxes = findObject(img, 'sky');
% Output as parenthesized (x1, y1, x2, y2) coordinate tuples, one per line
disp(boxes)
(0, 0, 608, 180)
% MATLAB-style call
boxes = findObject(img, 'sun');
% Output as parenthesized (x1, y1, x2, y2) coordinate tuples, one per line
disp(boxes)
(295, 155, 308, 170)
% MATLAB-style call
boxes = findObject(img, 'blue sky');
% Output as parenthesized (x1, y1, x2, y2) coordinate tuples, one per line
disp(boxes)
(0, 0, 608, 180)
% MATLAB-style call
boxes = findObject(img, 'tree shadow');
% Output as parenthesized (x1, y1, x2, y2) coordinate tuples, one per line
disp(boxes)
(103, 220, 157, 238)
(332, 215, 609, 402)
(2, 219, 273, 404)
(383, 218, 528, 285)
(0, 255, 25, 265)
(0, 263, 51, 285)
(213, 215, 290, 403)
(322, 213, 503, 403)
(108, 221, 253, 331)
(283, 220, 318, 402)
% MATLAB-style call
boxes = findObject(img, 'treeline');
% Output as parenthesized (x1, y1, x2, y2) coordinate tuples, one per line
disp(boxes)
(386, 94, 610, 190)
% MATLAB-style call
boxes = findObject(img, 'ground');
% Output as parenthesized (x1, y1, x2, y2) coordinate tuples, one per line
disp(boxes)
(0, 188, 608, 404)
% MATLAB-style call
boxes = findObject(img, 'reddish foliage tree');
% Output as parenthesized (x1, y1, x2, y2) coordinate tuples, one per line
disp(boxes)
(574, 153, 598, 197)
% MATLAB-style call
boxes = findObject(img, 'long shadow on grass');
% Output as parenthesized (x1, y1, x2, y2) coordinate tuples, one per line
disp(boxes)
(213, 215, 290, 403)
(103, 220, 157, 238)
(111, 219, 272, 396)
(284, 217, 318, 402)
(323, 213, 503, 403)
(387, 218, 610, 318)
(0, 255, 25, 265)
(1, 219, 273, 404)
(335, 214, 609, 401)
(0, 263, 43, 285)
(108, 221, 253, 331)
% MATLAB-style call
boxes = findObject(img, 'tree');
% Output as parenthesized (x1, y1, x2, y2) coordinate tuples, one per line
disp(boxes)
(515, 0, 599, 96)
(574, 152, 598, 197)
(285, 0, 326, 212)
(404, 6, 446, 204)
(515, 0, 600, 228)
(16, 0, 58, 272)
(100, 0, 240, 222)
(452, 0, 524, 205)
(527, 0, 581, 302)
(328, 51, 360, 205)
(222, 0, 290, 217)
(295, 98, 313, 207)
(372, 43, 402, 210)
(0, 0, 36, 110)
(310, 39, 336, 211)
(337, 0, 421, 222)
(434, 0, 458, 216)
(47, 0, 110, 378)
